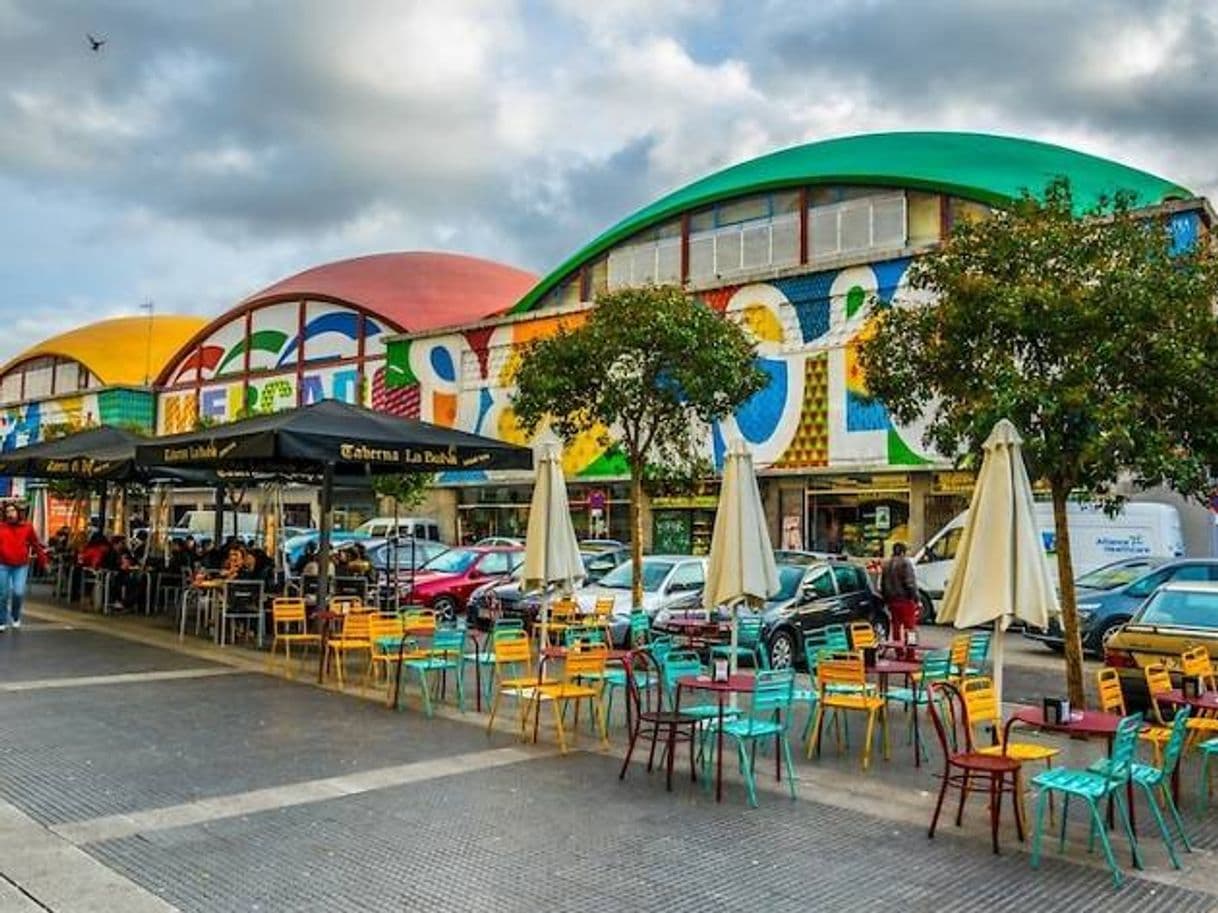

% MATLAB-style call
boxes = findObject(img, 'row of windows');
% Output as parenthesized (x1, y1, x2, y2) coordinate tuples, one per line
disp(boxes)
(0, 357, 96, 405)
(539, 189, 989, 306)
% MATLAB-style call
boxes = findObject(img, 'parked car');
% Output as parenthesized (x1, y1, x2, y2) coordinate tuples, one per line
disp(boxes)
(282, 530, 361, 568)
(362, 537, 449, 604)
(576, 556, 706, 645)
(1024, 558, 1218, 657)
(474, 536, 525, 548)
(1103, 580, 1218, 705)
(656, 559, 886, 670)
(352, 516, 443, 542)
(581, 539, 627, 552)
(466, 549, 634, 628)
(581, 545, 630, 581)
(408, 546, 523, 619)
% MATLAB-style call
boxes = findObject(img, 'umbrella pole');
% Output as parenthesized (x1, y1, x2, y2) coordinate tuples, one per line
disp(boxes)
(729, 600, 741, 709)
(992, 620, 1005, 708)
(317, 462, 334, 611)
(212, 484, 225, 549)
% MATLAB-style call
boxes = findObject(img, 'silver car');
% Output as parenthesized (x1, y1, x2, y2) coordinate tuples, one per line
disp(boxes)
(576, 555, 707, 645)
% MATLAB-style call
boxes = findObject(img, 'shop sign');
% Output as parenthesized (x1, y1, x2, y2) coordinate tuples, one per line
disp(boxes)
(651, 495, 719, 509)
(932, 472, 975, 495)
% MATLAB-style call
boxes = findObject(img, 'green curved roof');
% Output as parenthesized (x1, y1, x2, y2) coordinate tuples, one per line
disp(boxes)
(511, 131, 1192, 314)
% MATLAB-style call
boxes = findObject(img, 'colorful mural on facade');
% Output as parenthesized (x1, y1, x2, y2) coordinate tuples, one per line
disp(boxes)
(385, 257, 938, 479)
(157, 301, 399, 433)
(0, 389, 155, 453)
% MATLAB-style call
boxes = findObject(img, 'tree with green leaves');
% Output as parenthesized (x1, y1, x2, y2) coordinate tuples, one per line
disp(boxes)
(370, 472, 435, 516)
(859, 178, 1218, 707)
(513, 284, 768, 608)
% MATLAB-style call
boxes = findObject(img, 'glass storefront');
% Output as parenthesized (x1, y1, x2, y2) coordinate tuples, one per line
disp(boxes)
(454, 483, 632, 546)
(806, 475, 911, 558)
(650, 494, 719, 556)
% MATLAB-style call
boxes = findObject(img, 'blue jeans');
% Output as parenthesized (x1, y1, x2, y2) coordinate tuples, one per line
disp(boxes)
(0, 563, 29, 625)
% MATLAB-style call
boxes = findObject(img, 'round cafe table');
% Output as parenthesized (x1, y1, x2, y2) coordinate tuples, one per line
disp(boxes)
(867, 657, 923, 766)
(675, 673, 756, 803)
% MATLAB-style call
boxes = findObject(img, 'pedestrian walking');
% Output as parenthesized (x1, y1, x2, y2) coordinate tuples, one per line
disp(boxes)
(0, 501, 48, 631)
(880, 542, 920, 643)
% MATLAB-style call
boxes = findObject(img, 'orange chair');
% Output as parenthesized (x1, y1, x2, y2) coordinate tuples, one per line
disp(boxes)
(486, 633, 555, 738)
(1149, 659, 1218, 747)
(542, 598, 578, 644)
(807, 651, 889, 770)
(948, 633, 971, 681)
(591, 597, 616, 643)
(1097, 667, 1170, 762)
(328, 595, 363, 615)
(528, 644, 610, 753)
(326, 610, 372, 688)
(267, 598, 319, 676)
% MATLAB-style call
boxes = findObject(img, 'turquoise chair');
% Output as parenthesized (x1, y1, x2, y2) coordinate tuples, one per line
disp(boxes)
(628, 611, 652, 647)
(710, 614, 769, 670)
(1030, 714, 1143, 887)
(1201, 736, 1218, 807)
(884, 649, 951, 763)
(965, 630, 992, 675)
(703, 669, 798, 807)
(467, 619, 524, 704)
(400, 626, 466, 718)
(1089, 706, 1192, 869)
(797, 627, 855, 745)
(563, 625, 607, 647)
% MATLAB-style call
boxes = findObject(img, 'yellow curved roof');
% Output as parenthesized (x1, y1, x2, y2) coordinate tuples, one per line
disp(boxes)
(1, 315, 209, 386)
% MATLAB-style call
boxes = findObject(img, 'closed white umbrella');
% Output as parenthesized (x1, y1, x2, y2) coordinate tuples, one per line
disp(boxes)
(704, 438, 780, 676)
(939, 419, 1059, 703)
(523, 433, 585, 645)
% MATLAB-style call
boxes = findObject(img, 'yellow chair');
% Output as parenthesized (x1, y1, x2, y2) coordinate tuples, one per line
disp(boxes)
(329, 595, 363, 615)
(849, 622, 877, 651)
(1149, 658, 1218, 747)
(528, 644, 610, 753)
(401, 608, 438, 636)
(365, 613, 416, 690)
(948, 633, 971, 682)
(1097, 667, 1170, 762)
(543, 598, 578, 644)
(267, 598, 319, 676)
(807, 651, 889, 770)
(591, 597, 616, 643)
(1181, 646, 1218, 692)
(960, 676, 1058, 823)
(486, 633, 555, 738)
(326, 610, 372, 688)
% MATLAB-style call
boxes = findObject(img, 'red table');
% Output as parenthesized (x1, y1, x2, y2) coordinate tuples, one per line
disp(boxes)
(1156, 688, 1218, 803)
(867, 657, 923, 765)
(675, 673, 756, 802)
(879, 640, 935, 661)
(662, 618, 730, 647)
(1004, 706, 1134, 832)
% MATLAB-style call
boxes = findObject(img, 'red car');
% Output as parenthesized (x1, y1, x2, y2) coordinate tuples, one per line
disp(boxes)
(407, 546, 523, 619)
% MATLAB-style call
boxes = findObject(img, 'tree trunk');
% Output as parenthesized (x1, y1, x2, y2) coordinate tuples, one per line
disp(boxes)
(1051, 484, 1086, 709)
(629, 466, 644, 611)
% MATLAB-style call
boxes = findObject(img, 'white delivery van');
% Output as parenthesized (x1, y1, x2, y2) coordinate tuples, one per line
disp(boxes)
(352, 517, 442, 542)
(915, 500, 1184, 603)
(179, 510, 261, 541)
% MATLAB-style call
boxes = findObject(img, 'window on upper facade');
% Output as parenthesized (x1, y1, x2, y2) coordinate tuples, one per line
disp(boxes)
(809, 190, 907, 261)
(0, 372, 21, 404)
(607, 219, 682, 290)
(947, 197, 993, 229)
(685, 191, 800, 283)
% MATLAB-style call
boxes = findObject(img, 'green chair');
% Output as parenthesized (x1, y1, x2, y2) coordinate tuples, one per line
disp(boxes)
(400, 626, 466, 718)
(1090, 706, 1192, 869)
(710, 615, 769, 670)
(627, 611, 652, 648)
(1030, 714, 1143, 887)
(965, 630, 992, 676)
(884, 648, 951, 763)
(702, 669, 798, 807)
(1201, 736, 1218, 807)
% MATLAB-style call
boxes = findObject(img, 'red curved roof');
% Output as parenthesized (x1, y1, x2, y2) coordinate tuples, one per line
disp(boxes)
(242, 251, 537, 332)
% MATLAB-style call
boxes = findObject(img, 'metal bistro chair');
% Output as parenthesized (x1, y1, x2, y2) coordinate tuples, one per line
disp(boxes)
(267, 597, 320, 675)
(333, 576, 369, 602)
(710, 613, 769, 671)
(619, 649, 703, 791)
(219, 580, 265, 647)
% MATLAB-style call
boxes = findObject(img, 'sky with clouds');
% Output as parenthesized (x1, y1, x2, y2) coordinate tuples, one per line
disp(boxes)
(1, 0, 1215, 361)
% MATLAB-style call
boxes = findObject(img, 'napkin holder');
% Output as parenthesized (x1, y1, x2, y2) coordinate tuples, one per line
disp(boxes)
(862, 647, 878, 668)
(1182, 676, 1201, 700)
(1043, 697, 1070, 725)
(712, 658, 729, 682)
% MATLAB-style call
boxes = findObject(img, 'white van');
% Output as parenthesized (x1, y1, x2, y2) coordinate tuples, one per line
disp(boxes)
(915, 500, 1185, 605)
(179, 509, 261, 541)
(352, 516, 442, 542)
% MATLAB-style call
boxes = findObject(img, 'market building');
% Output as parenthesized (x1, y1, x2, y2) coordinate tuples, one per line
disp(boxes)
(153, 251, 536, 531)
(381, 132, 1213, 556)
(0, 314, 206, 502)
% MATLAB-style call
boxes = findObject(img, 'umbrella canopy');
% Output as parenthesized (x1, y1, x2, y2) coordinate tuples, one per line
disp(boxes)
(135, 399, 533, 475)
(0, 426, 163, 482)
(522, 434, 584, 644)
(703, 438, 779, 674)
(939, 419, 1059, 703)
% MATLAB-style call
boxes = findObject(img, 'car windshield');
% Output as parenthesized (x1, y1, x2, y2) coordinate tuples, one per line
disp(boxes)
(1076, 559, 1163, 591)
(374, 543, 444, 569)
(420, 549, 479, 574)
(771, 565, 807, 602)
(598, 560, 673, 592)
(1136, 588, 1218, 629)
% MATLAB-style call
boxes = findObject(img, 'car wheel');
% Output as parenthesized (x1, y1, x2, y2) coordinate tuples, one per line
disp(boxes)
(1091, 617, 1130, 658)
(918, 590, 937, 626)
(768, 629, 797, 670)
(433, 596, 459, 621)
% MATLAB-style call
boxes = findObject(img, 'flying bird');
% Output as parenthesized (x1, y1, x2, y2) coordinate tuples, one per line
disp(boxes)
(86, 33, 106, 52)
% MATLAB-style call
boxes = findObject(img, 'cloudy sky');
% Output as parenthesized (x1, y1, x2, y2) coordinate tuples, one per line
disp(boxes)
(1, 0, 1215, 361)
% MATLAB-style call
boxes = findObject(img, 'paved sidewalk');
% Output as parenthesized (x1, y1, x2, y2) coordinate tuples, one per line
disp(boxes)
(2, 601, 1216, 912)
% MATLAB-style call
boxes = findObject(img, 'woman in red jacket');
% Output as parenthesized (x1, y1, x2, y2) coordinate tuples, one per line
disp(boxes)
(0, 502, 48, 631)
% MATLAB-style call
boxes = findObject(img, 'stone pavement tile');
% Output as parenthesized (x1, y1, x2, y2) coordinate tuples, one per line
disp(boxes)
(0, 627, 220, 682)
(86, 751, 1217, 913)
(0, 672, 521, 827)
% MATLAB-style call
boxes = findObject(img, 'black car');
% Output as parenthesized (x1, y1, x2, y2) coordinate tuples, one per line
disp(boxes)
(758, 560, 888, 669)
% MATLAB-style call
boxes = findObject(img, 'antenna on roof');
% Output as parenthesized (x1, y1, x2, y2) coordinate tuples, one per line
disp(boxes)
(139, 300, 155, 387)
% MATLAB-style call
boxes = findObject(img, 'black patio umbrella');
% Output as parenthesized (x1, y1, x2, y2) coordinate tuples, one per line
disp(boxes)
(135, 399, 533, 615)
